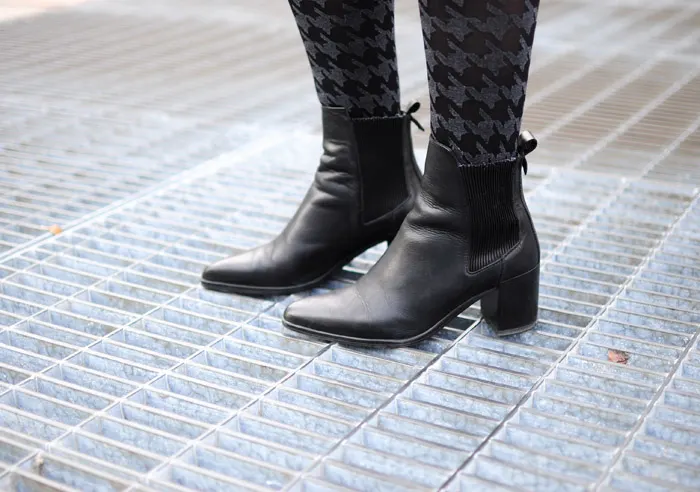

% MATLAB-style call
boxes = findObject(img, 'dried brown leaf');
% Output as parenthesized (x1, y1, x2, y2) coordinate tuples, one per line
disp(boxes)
(608, 349, 629, 364)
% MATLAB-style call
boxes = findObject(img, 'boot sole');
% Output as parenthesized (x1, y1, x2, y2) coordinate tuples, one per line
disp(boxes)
(200, 238, 391, 297)
(282, 265, 539, 348)
(282, 292, 534, 347)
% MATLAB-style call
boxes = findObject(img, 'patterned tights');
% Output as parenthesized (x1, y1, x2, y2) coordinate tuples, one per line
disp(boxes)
(288, 0, 539, 166)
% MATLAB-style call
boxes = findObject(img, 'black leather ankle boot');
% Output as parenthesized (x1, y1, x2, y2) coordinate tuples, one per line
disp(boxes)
(201, 104, 423, 295)
(283, 131, 540, 347)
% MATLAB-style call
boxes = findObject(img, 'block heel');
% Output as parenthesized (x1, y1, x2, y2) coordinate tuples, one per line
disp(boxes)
(481, 265, 539, 336)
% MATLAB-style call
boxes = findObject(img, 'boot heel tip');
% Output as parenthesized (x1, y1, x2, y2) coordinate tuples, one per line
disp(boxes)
(480, 265, 540, 337)
(488, 319, 537, 337)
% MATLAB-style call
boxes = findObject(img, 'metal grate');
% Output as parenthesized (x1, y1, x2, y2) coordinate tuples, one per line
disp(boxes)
(0, 0, 699, 490)
(0, 133, 698, 491)
(0, 102, 262, 256)
(0, 137, 480, 490)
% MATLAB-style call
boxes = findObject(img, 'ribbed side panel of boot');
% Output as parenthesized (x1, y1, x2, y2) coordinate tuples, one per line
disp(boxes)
(352, 116, 409, 224)
(460, 162, 520, 272)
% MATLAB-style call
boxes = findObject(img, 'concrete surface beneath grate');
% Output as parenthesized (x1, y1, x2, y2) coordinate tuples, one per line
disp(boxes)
(0, 0, 699, 491)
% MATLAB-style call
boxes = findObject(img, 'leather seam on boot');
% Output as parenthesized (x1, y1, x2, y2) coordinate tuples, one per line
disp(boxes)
(346, 116, 365, 231)
(361, 195, 412, 227)
(501, 262, 540, 283)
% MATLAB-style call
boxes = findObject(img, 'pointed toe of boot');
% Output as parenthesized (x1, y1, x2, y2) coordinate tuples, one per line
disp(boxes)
(282, 297, 328, 336)
(282, 287, 405, 344)
(200, 252, 265, 294)
(201, 258, 230, 285)
(201, 246, 331, 296)
(282, 292, 359, 340)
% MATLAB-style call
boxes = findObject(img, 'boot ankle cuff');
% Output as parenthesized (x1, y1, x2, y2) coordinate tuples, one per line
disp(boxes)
(430, 136, 518, 167)
(459, 152, 518, 167)
(349, 113, 405, 122)
(454, 147, 518, 167)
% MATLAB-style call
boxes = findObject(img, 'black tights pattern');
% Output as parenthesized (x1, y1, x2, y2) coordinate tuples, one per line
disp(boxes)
(288, 0, 400, 118)
(289, 0, 539, 166)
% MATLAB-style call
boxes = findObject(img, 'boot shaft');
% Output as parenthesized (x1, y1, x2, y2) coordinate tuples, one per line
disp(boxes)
(418, 131, 539, 277)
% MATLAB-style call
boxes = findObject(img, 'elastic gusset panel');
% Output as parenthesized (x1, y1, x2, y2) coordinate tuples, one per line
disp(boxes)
(352, 115, 409, 224)
(460, 161, 520, 272)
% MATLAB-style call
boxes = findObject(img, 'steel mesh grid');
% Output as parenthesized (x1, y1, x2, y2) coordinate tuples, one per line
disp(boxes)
(0, 79, 274, 257)
(0, 128, 699, 491)
(1, 0, 700, 490)
(0, 135, 478, 492)
(2, 0, 698, 257)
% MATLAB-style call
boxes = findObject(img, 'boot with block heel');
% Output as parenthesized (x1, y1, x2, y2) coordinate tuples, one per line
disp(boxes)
(283, 131, 540, 347)
(201, 103, 423, 295)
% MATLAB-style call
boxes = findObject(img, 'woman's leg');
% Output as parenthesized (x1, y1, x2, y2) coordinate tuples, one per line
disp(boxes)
(420, 0, 540, 273)
(288, 0, 401, 117)
(282, 0, 542, 345)
(420, 0, 539, 165)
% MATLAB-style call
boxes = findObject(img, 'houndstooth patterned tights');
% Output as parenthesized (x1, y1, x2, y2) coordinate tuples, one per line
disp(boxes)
(288, 0, 401, 118)
(288, 0, 539, 166)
